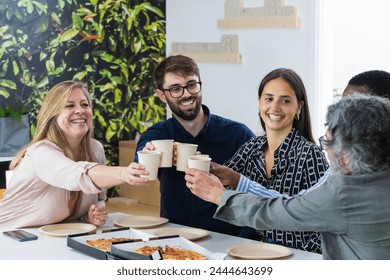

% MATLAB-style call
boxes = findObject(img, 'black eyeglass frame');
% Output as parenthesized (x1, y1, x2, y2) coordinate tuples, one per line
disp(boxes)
(161, 81, 202, 98)
(318, 135, 329, 150)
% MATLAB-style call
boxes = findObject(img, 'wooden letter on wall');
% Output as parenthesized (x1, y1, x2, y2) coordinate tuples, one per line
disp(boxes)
(218, 0, 300, 29)
(170, 35, 241, 64)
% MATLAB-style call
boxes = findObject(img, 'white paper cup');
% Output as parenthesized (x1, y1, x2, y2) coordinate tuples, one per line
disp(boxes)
(5, 170, 13, 188)
(176, 143, 198, 172)
(137, 150, 162, 180)
(187, 155, 212, 173)
(151, 139, 174, 168)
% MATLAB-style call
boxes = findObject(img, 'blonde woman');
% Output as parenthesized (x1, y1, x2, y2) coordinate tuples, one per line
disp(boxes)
(0, 81, 148, 230)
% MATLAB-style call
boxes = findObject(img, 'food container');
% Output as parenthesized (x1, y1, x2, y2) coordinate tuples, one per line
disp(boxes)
(67, 227, 152, 260)
(67, 228, 225, 260)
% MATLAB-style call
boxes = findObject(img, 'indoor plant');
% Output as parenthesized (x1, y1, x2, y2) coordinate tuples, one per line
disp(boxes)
(0, 102, 30, 157)
(0, 0, 166, 163)
(0, 0, 166, 196)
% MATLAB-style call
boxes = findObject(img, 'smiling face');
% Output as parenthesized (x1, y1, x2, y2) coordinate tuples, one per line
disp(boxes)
(156, 72, 202, 121)
(56, 88, 92, 148)
(259, 77, 303, 135)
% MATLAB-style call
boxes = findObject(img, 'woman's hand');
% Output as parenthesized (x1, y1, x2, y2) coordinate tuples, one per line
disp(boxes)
(88, 201, 108, 226)
(120, 162, 150, 186)
(184, 168, 227, 205)
(209, 162, 240, 189)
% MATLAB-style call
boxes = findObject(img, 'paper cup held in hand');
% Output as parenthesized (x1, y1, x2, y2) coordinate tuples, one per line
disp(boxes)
(176, 143, 198, 172)
(187, 155, 212, 173)
(137, 150, 162, 180)
(151, 139, 174, 168)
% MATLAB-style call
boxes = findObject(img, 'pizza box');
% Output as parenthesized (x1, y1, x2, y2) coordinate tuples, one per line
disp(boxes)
(110, 235, 226, 260)
(67, 227, 226, 260)
(67, 227, 154, 260)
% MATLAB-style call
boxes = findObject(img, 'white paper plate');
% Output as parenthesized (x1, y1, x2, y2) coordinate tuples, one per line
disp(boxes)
(113, 215, 169, 229)
(153, 227, 209, 241)
(39, 223, 96, 237)
(228, 243, 293, 260)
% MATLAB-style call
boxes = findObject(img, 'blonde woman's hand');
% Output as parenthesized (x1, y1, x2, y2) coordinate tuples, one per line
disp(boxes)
(88, 201, 108, 226)
(120, 162, 150, 186)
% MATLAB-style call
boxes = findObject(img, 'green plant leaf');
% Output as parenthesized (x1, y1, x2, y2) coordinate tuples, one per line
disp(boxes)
(143, 4, 164, 18)
(32, 15, 49, 33)
(59, 28, 80, 42)
(1, 40, 15, 49)
(37, 77, 49, 88)
(9, 110, 22, 122)
(26, 1, 34, 13)
(106, 126, 116, 141)
(0, 25, 9, 35)
(73, 71, 86, 81)
(33, 1, 48, 14)
(39, 51, 48, 61)
(0, 79, 17, 89)
(0, 86, 10, 98)
(72, 12, 83, 29)
(45, 60, 55, 73)
(12, 60, 19, 75)
(58, 0, 65, 9)
(51, 12, 61, 25)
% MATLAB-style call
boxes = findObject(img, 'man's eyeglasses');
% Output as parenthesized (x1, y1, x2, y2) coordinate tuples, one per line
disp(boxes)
(161, 81, 202, 98)
(318, 135, 329, 150)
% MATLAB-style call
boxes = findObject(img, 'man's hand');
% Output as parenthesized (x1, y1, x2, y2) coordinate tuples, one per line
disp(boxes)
(184, 168, 227, 205)
(209, 162, 240, 189)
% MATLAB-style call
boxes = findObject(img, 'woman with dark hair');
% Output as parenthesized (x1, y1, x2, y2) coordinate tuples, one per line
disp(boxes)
(210, 68, 329, 253)
(185, 94, 390, 259)
(257, 68, 315, 142)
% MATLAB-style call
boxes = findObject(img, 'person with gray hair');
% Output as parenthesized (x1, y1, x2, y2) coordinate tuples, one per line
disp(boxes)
(184, 93, 390, 259)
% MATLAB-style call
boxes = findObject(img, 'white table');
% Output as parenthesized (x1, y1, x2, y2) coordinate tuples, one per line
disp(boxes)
(0, 212, 322, 260)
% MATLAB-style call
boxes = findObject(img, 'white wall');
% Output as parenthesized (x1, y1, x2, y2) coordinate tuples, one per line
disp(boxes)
(329, 0, 390, 93)
(166, 0, 321, 136)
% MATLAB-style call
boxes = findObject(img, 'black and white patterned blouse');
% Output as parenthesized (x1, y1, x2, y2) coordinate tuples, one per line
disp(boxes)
(225, 128, 329, 253)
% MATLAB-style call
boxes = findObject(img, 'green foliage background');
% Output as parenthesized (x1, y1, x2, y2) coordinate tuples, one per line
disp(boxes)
(0, 0, 166, 170)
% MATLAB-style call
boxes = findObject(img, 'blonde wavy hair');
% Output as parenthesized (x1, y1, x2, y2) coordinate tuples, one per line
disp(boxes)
(10, 80, 97, 217)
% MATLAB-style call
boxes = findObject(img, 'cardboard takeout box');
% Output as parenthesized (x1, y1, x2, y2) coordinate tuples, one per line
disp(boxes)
(67, 227, 225, 260)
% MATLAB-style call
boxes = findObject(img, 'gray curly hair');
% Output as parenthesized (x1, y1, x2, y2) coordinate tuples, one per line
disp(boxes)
(324, 93, 390, 174)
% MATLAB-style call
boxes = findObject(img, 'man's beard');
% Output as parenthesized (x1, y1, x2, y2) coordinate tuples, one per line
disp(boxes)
(166, 96, 202, 121)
